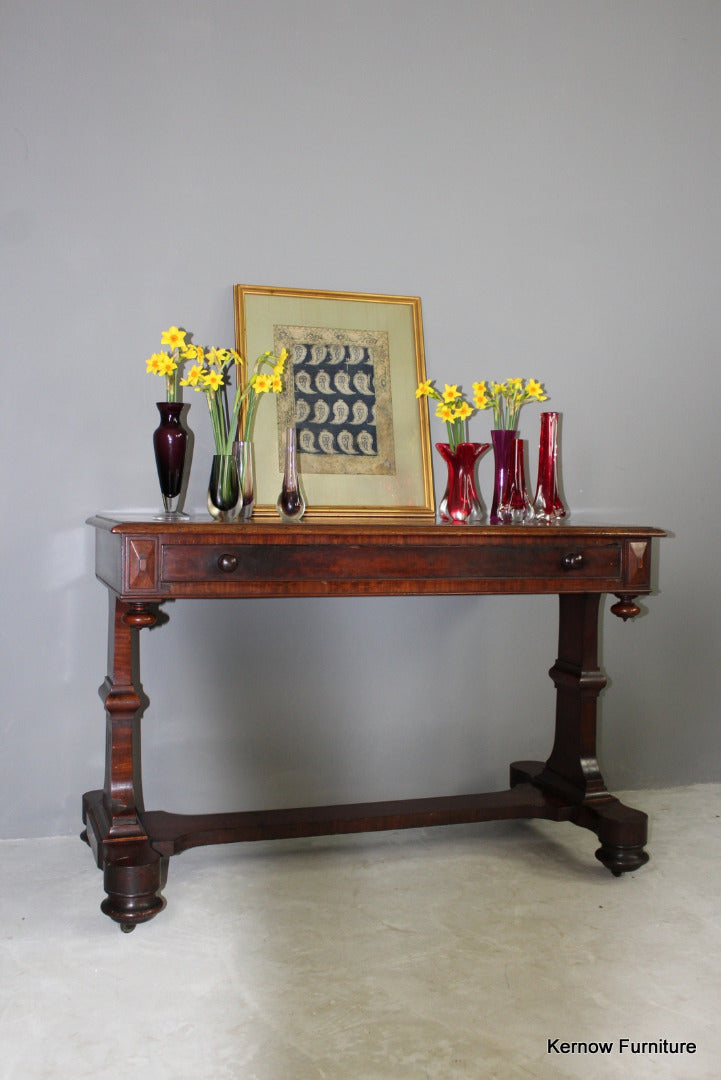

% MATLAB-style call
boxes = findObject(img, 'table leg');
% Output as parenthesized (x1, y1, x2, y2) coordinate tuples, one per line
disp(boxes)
(529, 592, 649, 874)
(82, 595, 167, 931)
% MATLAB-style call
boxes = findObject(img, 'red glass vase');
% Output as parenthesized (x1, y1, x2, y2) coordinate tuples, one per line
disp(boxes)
(490, 428, 516, 524)
(436, 442, 490, 524)
(506, 437, 534, 523)
(533, 411, 567, 521)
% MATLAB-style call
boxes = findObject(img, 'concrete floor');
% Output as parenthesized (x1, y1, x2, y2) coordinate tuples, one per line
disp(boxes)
(1, 784, 719, 1080)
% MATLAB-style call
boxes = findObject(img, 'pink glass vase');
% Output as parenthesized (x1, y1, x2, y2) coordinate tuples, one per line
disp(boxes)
(533, 411, 567, 521)
(490, 428, 516, 524)
(436, 441, 490, 524)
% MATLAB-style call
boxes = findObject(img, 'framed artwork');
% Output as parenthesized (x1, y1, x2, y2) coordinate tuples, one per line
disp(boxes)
(233, 284, 435, 521)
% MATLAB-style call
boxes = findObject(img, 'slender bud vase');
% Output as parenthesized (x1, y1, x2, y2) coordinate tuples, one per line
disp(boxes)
(533, 412, 567, 521)
(153, 401, 189, 519)
(490, 429, 516, 524)
(276, 426, 306, 522)
(436, 442, 489, 524)
(233, 440, 255, 522)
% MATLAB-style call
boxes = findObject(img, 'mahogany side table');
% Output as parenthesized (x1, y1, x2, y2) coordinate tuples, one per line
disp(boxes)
(82, 515, 665, 931)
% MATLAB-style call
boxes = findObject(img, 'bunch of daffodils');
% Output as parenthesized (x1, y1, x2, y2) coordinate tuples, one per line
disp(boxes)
(181, 344, 287, 455)
(145, 325, 189, 402)
(472, 379, 548, 430)
(415, 380, 475, 451)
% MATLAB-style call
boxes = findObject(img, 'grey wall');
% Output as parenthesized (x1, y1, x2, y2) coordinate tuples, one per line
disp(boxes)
(2, 1, 719, 839)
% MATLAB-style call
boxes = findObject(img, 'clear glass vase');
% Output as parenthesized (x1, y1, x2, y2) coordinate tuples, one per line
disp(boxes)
(276, 426, 306, 522)
(233, 440, 255, 522)
(207, 454, 241, 522)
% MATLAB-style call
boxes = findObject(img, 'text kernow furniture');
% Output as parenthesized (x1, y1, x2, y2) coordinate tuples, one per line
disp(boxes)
(83, 515, 665, 931)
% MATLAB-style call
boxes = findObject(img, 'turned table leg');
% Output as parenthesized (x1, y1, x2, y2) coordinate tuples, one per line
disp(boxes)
(533, 592, 649, 874)
(82, 596, 167, 930)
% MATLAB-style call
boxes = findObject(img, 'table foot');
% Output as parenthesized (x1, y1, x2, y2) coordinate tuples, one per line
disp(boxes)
(100, 842, 168, 931)
(511, 760, 649, 874)
(595, 841, 650, 876)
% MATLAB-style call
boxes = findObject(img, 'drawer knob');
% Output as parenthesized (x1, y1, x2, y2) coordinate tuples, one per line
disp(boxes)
(217, 553, 239, 573)
(561, 552, 584, 570)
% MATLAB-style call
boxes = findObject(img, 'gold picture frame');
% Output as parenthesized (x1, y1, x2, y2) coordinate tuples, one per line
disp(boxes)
(233, 284, 435, 522)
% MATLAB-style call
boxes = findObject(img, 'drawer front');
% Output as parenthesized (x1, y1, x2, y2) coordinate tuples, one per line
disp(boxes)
(160, 540, 624, 591)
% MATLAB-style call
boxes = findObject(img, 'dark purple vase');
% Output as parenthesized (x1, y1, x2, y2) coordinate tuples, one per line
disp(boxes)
(153, 402, 189, 518)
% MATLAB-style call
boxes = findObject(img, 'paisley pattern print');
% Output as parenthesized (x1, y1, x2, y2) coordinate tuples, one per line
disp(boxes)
(273, 324, 396, 477)
(293, 343, 378, 456)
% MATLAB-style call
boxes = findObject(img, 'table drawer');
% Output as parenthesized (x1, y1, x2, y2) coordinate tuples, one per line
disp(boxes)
(160, 539, 624, 588)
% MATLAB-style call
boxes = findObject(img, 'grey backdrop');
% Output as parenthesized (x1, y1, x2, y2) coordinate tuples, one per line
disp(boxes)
(2, 1, 719, 839)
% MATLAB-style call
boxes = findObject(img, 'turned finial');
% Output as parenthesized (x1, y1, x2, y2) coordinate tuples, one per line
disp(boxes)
(610, 594, 640, 621)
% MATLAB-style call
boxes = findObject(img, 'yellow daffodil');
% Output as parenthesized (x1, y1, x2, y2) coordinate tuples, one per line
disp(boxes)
(442, 384, 460, 403)
(525, 378, 547, 401)
(203, 369, 224, 392)
(436, 403, 456, 423)
(252, 373, 272, 394)
(455, 401, 474, 421)
(415, 379, 434, 398)
(146, 352, 165, 375)
(161, 326, 186, 351)
(180, 363, 205, 388)
(158, 354, 177, 377)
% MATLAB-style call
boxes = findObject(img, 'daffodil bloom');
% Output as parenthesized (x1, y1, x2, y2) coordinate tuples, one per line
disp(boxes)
(455, 401, 474, 421)
(205, 347, 226, 367)
(161, 326, 186, 351)
(442, 384, 460, 403)
(180, 363, 205, 388)
(157, 354, 177, 377)
(252, 373, 272, 394)
(415, 379, 434, 399)
(203, 369, 224, 392)
(525, 379, 547, 401)
(436, 403, 456, 423)
(270, 373, 283, 393)
(146, 352, 165, 374)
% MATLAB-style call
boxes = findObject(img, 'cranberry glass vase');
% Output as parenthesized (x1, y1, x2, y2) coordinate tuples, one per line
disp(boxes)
(533, 411, 567, 521)
(490, 428, 516, 524)
(505, 437, 534, 523)
(152, 402, 189, 519)
(436, 441, 489, 524)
